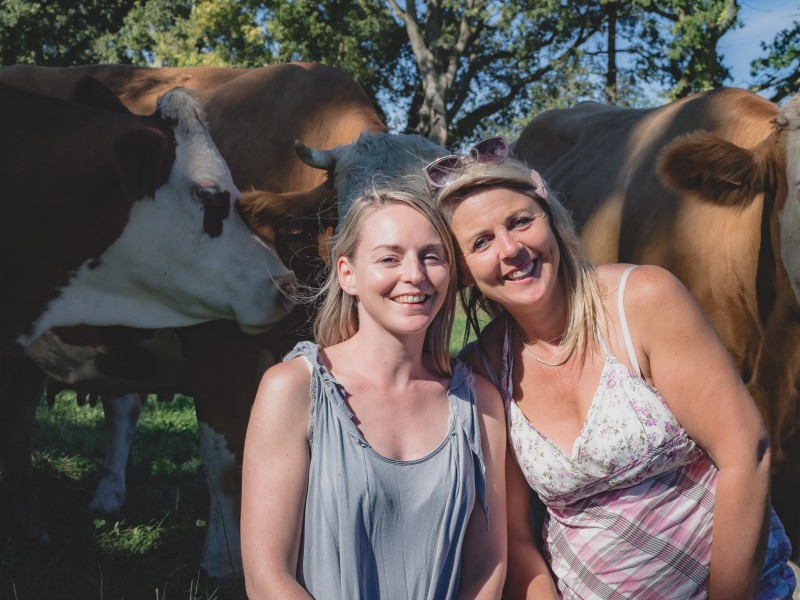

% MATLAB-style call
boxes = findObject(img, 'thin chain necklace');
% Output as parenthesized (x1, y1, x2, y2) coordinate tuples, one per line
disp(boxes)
(517, 327, 574, 367)
(522, 342, 575, 367)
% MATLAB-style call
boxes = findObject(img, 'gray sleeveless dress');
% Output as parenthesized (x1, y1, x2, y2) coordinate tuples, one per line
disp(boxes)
(284, 341, 488, 600)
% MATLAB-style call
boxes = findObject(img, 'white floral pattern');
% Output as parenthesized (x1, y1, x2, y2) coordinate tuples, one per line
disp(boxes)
(504, 333, 704, 508)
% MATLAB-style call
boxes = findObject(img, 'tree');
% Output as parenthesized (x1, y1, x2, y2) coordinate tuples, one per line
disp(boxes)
(750, 21, 800, 103)
(0, 0, 136, 66)
(383, 0, 606, 146)
(655, 0, 739, 99)
(580, 0, 740, 105)
(94, 0, 271, 67)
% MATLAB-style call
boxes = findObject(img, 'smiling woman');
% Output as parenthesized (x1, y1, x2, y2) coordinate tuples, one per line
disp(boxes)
(240, 187, 508, 599)
(433, 149, 796, 599)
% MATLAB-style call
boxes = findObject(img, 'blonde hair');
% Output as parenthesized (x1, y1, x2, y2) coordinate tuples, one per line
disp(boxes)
(435, 158, 606, 363)
(313, 187, 457, 376)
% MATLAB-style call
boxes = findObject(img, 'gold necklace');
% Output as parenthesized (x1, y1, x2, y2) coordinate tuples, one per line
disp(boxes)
(521, 342, 575, 367)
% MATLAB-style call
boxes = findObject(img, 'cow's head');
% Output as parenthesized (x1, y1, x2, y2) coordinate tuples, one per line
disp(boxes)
(237, 185, 337, 286)
(25, 88, 296, 345)
(295, 131, 448, 220)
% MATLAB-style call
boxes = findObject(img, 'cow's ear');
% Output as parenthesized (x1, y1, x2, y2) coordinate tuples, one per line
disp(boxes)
(657, 133, 771, 209)
(112, 128, 175, 200)
(69, 76, 131, 115)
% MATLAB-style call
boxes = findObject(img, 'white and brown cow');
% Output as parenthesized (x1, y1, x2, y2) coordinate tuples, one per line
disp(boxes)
(0, 77, 294, 354)
(0, 76, 298, 564)
(513, 87, 800, 558)
(0, 64, 449, 579)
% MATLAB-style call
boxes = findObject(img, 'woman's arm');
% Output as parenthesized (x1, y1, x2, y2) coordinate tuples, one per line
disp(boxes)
(459, 333, 557, 599)
(241, 358, 314, 600)
(626, 265, 771, 600)
(458, 374, 508, 599)
(503, 449, 559, 600)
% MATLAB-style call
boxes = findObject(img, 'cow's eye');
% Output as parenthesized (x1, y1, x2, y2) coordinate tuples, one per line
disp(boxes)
(193, 186, 219, 202)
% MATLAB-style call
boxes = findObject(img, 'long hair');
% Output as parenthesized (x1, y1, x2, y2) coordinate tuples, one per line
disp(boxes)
(435, 159, 606, 362)
(313, 187, 457, 376)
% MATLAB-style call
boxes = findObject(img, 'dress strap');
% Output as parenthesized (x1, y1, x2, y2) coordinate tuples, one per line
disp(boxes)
(618, 265, 642, 377)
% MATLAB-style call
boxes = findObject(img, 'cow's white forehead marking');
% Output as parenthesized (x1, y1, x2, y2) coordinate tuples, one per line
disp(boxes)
(332, 132, 447, 219)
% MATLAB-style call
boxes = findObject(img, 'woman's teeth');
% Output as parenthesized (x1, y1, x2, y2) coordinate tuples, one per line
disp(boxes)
(393, 294, 428, 304)
(507, 260, 536, 280)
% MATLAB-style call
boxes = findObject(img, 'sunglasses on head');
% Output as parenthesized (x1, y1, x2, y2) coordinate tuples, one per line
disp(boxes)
(423, 136, 510, 188)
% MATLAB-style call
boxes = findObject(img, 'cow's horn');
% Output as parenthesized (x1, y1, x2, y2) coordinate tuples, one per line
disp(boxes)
(295, 139, 336, 170)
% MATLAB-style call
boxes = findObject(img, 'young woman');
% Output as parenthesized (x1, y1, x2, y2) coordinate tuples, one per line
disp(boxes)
(241, 188, 507, 599)
(428, 139, 796, 599)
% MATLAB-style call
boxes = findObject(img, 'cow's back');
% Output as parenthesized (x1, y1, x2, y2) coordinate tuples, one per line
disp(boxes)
(201, 62, 386, 191)
(0, 64, 249, 114)
(0, 62, 386, 194)
(514, 90, 778, 352)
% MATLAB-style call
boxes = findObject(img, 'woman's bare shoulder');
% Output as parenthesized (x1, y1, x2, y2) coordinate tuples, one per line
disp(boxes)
(255, 356, 314, 414)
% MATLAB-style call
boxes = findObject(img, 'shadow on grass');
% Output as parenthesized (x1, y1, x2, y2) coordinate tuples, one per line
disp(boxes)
(0, 394, 248, 599)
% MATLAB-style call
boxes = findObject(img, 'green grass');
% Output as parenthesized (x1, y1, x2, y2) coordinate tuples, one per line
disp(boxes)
(1, 393, 246, 600)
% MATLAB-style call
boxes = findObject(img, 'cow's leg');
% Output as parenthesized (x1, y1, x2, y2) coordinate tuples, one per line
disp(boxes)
(88, 393, 142, 516)
(197, 419, 245, 579)
(180, 321, 274, 579)
(0, 355, 49, 545)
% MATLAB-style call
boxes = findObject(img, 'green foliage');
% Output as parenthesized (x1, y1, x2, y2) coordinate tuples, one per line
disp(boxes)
(95, 516, 167, 556)
(750, 21, 800, 102)
(94, 0, 272, 67)
(0, 0, 137, 65)
(0, 0, 763, 162)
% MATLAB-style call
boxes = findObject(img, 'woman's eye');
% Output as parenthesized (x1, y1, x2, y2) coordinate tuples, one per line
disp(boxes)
(379, 256, 398, 265)
(473, 237, 489, 251)
(424, 253, 443, 263)
(511, 216, 532, 229)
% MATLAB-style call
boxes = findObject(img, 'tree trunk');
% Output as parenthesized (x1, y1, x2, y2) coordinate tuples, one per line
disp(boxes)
(415, 71, 449, 146)
(605, 2, 618, 104)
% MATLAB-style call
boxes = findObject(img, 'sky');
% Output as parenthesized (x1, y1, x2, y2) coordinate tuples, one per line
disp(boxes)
(723, 0, 799, 89)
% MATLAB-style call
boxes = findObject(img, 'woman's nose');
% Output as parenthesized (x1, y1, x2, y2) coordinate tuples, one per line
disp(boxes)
(496, 228, 520, 258)
(402, 257, 425, 283)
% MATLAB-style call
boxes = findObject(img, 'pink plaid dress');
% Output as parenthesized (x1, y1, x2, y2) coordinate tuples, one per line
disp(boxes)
(497, 266, 795, 599)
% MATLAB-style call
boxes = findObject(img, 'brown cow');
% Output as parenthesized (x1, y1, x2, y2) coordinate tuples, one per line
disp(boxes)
(0, 63, 393, 578)
(513, 87, 800, 558)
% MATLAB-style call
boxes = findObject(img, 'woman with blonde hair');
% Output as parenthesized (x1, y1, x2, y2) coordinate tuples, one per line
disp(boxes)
(241, 187, 507, 599)
(429, 137, 796, 599)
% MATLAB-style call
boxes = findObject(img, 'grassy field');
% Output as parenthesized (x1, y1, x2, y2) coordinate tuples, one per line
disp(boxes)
(1, 313, 475, 599)
(0, 394, 247, 600)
